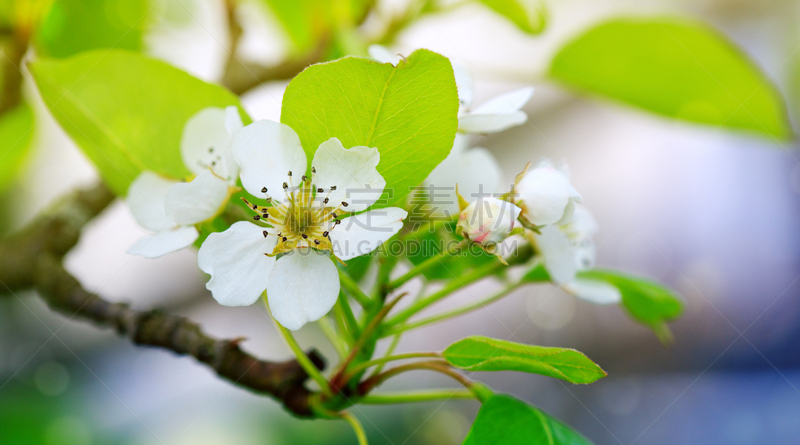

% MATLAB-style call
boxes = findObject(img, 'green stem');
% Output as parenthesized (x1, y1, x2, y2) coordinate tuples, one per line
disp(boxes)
(341, 412, 368, 445)
(336, 292, 361, 339)
(346, 352, 440, 377)
(383, 259, 505, 328)
(359, 361, 473, 395)
(386, 239, 467, 292)
(318, 317, 347, 359)
(268, 297, 333, 396)
(360, 389, 476, 404)
(383, 282, 522, 337)
(339, 271, 372, 308)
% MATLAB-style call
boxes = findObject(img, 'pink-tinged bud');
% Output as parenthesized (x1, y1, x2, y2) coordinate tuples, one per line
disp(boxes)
(457, 197, 521, 245)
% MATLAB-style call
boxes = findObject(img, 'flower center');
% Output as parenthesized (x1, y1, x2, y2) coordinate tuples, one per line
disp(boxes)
(243, 169, 348, 256)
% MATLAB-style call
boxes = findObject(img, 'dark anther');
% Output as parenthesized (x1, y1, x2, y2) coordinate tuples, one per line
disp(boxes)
(211, 161, 216, 166)
(287, 171, 292, 176)
(335, 220, 341, 225)
(261, 187, 268, 193)
(252, 204, 258, 210)
(263, 231, 268, 237)
(302, 234, 308, 239)
(282, 182, 288, 189)
(262, 210, 269, 216)
(332, 213, 337, 219)
(311, 166, 316, 173)
(266, 197, 272, 202)
(208, 147, 214, 153)
(314, 239, 320, 245)
(282, 236, 288, 242)
(317, 188, 324, 193)
(323, 198, 329, 204)
(301, 175, 307, 182)
(341, 201, 349, 207)
(322, 231, 329, 237)
(330, 185, 337, 191)
(253, 215, 260, 220)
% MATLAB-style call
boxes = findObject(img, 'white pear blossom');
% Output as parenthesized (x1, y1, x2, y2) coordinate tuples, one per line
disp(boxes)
(515, 159, 582, 227)
(530, 205, 620, 304)
(198, 120, 408, 330)
(457, 197, 521, 246)
(127, 106, 244, 258)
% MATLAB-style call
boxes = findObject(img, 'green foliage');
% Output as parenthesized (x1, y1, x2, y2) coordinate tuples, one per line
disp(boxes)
(281, 49, 460, 206)
(30, 50, 247, 196)
(463, 394, 593, 445)
(0, 103, 35, 192)
(338, 252, 374, 282)
(579, 269, 684, 343)
(549, 18, 792, 139)
(261, 0, 370, 52)
(406, 222, 495, 280)
(35, 0, 150, 58)
(477, 0, 547, 34)
(443, 336, 606, 384)
(520, 263, 550, 283)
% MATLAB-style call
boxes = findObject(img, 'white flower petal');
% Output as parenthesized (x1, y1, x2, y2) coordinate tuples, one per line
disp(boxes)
(330, 207, 407, 260)
(127, 226, 198, 258)
(312, 138, 386, 212)
(534, 225, 577, 285)
(164, 170, 230, 225)
(224, 105, 244, 135)
(267, 249, 340, 330)
(368, 44, 400, 66)
(424, 142, 503, 217)
(472, 87, 534, 115)
(563, 278, 621, 305)
(233, 120, 308, 198)
(452, 62, 474, 108)
(516, 166, 580, 226)
(198, 221, 277, 307)
(181, 107, 240, 181)
(128, 171, 178, 232)
(458, 110, 528, 134)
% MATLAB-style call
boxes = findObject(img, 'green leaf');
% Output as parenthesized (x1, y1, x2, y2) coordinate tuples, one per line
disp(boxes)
(35, 0, 150, 58)
(406, 222, 496, 280)
(443, 336, 606, 384)
(520, 262, 550, 283)
(549, 18, 791, 139)
(0, 103, 35, 192)
(463, 394, 593, 445)
(281, 49, 459, 206)
(338, 252, 374, 282)
(579, 269, 683, 343)
(30, 50, 248, 196)
(261, 0, 369, 52)
(477, 0, 547, 34)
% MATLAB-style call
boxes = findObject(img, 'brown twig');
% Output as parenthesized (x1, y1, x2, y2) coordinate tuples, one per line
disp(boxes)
(0, 182, 326, 417)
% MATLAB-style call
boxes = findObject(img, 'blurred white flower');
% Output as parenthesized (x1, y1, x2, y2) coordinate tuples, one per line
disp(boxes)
(127, 106, 243, 258)
(515, 159, 582, 227)
(455, 63, 533, 134)
(531, 205, 620, 304)
(457, 197, 521, 246)
(198, 120, 407, 330)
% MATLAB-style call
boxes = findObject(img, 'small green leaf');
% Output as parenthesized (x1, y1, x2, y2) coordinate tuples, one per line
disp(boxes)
(579, 269, 683, 343)
(281, 49, 459, 206)
(30, 50, 248, 195)
(406, 222, 496, 280)
(443, 336, 606, 384)
(0, 103, 35, 192)
(35, 0, 150, 58)
(477, 0, 547, 34)
(463, 394, 593, 445)
(549, 18, 791, 139)
(520, 262, 550, 283)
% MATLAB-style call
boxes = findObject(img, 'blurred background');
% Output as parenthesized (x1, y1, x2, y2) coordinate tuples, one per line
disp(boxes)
(1, 0, 800, 444)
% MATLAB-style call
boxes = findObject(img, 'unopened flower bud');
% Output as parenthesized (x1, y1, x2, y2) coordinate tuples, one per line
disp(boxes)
(514, 159, 581, 227)
(457, 197, 521, 245)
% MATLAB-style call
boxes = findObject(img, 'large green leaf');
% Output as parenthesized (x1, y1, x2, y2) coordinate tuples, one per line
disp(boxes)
(549, 18, 792, 139)
(261, 0, 370, 52)
(30, 50, 247, 195)
(477, 0, 547, 34)
(579, 269, 683, 343)
(281, 49, 459, 206)
(35, 0, 150, 58)
(444, 336, 606, 384)
(463, 394, 593, 445)
(0, 103, 35, 192)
